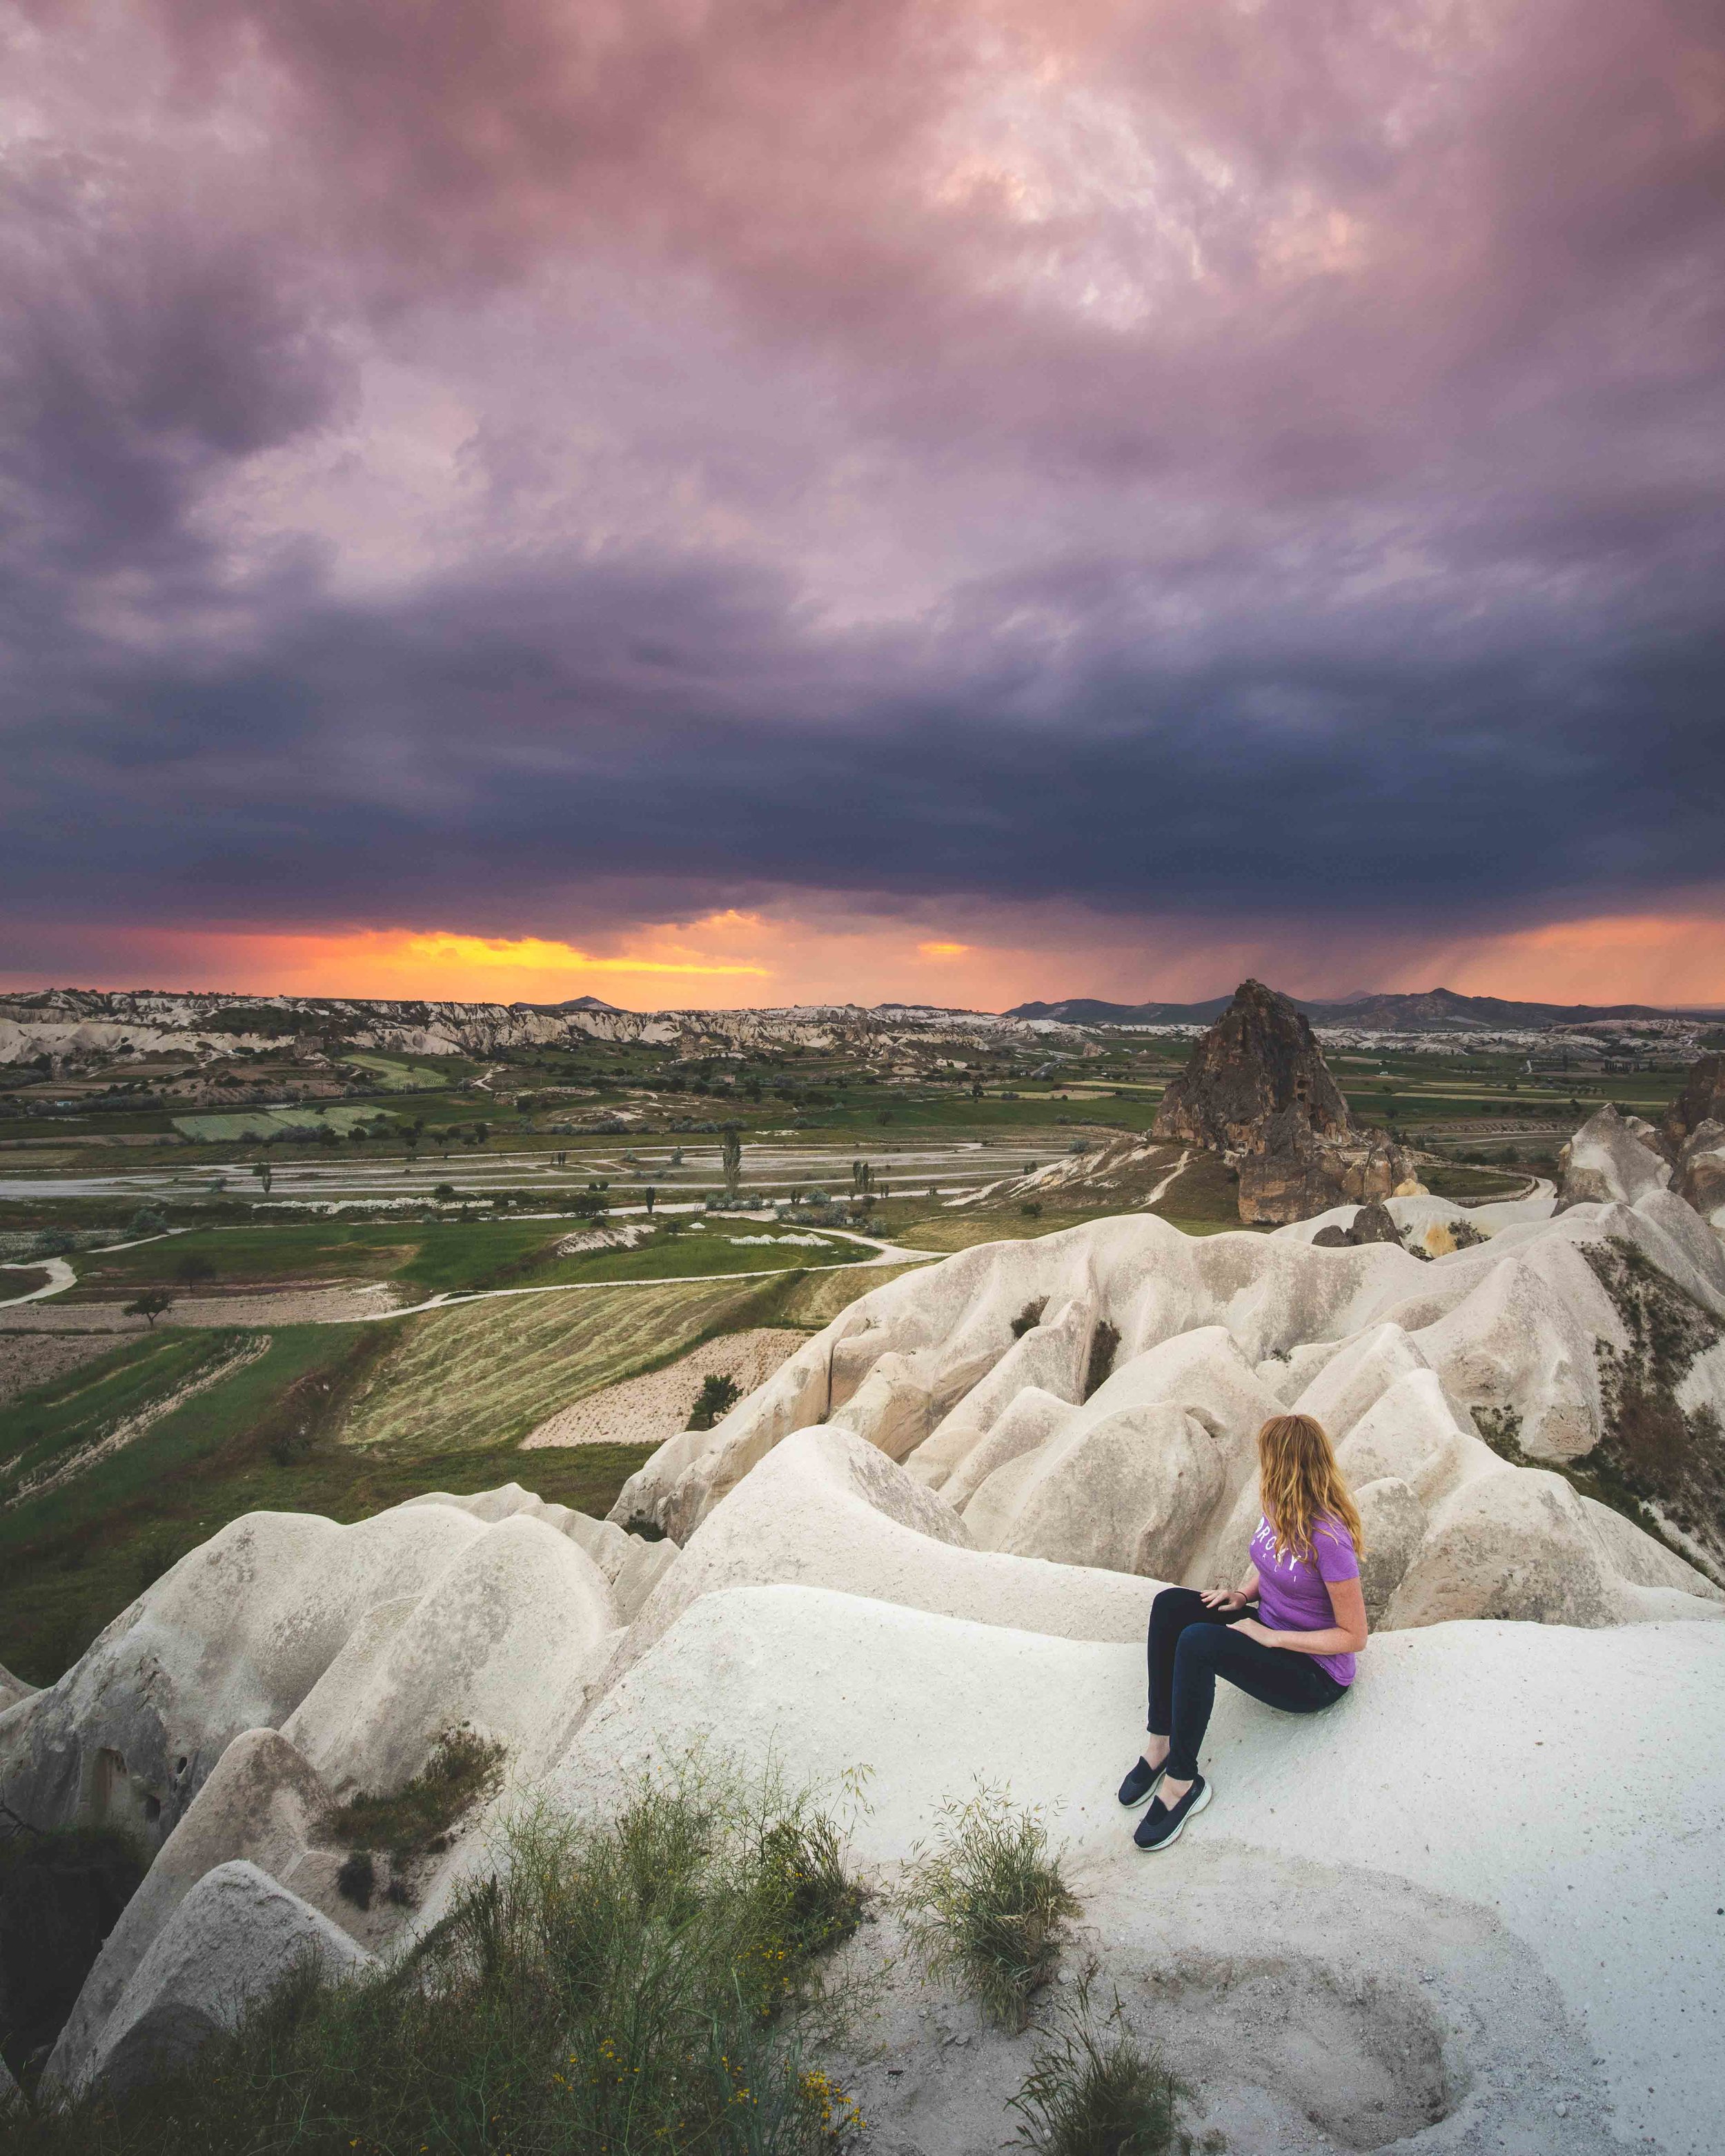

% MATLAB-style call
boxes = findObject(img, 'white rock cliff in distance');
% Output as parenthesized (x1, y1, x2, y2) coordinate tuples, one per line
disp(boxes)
(3, 1110, 1724, 2155)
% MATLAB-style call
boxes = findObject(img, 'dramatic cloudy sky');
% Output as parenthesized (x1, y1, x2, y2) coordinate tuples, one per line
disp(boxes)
(3, 0, 1722, 1007)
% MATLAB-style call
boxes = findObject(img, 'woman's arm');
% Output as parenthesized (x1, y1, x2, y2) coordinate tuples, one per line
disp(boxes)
(1236, 1574, 1368, 1656)
(1200, 1563, 1260, 1611)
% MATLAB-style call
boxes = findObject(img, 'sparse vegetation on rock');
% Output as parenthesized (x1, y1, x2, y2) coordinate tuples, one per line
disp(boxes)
(18, 1778, 866, 2155)
(898, 1786, 1080, 2031)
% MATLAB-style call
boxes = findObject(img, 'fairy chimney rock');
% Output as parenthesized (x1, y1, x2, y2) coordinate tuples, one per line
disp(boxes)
(1152, 980, 1354, 1153)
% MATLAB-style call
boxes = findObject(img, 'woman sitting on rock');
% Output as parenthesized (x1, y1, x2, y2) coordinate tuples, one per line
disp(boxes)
(1120, 1412, 1367, 1852)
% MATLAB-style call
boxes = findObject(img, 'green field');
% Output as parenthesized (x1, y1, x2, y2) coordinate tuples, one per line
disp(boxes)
(341, 1053, 454, 1091)
(170, 1105, 402, 1141)
(63, 1216, 886, 1302)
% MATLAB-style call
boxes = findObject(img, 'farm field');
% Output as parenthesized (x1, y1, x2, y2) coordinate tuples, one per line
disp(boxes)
(0, 1272, 804, 1685)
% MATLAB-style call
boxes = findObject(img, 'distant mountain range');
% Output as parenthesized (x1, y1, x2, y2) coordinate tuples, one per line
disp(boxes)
(1006, 987, 1724, 1032)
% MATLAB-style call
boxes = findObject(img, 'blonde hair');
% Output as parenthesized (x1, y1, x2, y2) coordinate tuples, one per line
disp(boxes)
(1257, 1413, 1363, 1565)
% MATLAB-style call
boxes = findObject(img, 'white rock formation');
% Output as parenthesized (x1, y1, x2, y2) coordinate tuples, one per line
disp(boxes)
(610, 1151, 1723, 1619)
(549, 1581, 1725, 2156)
(82, 1859, 373, 2095)
(8, 1107, 1724, 2150)
(1557, 1101, 1674, 1209)
(0, 1492, 627, 1849)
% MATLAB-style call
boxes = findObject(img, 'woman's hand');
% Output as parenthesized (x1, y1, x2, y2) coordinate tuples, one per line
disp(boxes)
(1231, 1617, 1280, 1648)
(1199, 1588, 1250, 1611)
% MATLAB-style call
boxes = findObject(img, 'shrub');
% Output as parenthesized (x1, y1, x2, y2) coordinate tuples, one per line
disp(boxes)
(689, 1372, 742, 1430)
(1007, 1977, 1203, 2156)
(318, 1728, 505, 1860)
(125, 1209, 168, 1238)
(30, 1227, 75, 1258)
(132, 1528, 186, 1593)
(1010, 1298, 1047, 1339)
(17, 1776, 867, 2156)
(1020, 1201, 1043, 1219)
(335, 1850, 376, 1910)
(1083, 1322, 1121, 1401)
(898, 1785, 1081, 2030)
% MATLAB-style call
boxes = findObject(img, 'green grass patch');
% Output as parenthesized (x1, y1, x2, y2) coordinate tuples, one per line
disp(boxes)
(1421, 1163, 1536, 1203)
(0, 1332, 243, 1510)
(13, 1776, 866, 2153)
(341, 1053, 453, 1092)
(898, 1785, 1081, 2033)
(321, 1729, 506, 1863)
(501, 1227, 858, 1289)
(1007, 1978, 1202, 2156)
(170, 1105, 400, 1142)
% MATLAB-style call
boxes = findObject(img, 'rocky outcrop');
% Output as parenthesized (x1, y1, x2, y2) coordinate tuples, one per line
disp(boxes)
(1675, 1120, 1725, 1225)
(1152, 981, 1417, 1223)
(1657, 1058, 1725, 1227)
(1662, 1054, 1725, 1156)
(1556, 1103, 1673, 1211)
(1152, 979, 1352, 1150)
(1236, 1134, 1415, 1226)
(81, 1861, 372, 2095)
(1310, 1200, 1403, 1249)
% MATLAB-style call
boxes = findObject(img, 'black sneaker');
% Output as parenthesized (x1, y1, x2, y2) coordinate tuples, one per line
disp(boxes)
(1116, 1756, 1166, 1809)
(1134, 1775, 1212, 1851)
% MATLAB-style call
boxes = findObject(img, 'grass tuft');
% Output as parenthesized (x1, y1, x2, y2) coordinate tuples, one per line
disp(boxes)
(898, 1784, 1080, 2031)
(15, 1772, 867, 2155)
(1007, 1977, 1210, 2156)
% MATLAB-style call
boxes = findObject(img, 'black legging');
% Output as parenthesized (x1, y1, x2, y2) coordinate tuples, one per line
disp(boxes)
(1148, 1587, 1345, 1780)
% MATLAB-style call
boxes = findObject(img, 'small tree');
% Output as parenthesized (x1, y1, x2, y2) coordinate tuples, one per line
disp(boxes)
(689, 1373, 741, 1430)
(850, 1159, 875, 1198)
(720, 1125, 742, 1202)
(250, 1160, 273, 1196)
(644, 1185, 658, 1215)
(126, 1289, 175, 1329)
(176, 1252, 217, 1288)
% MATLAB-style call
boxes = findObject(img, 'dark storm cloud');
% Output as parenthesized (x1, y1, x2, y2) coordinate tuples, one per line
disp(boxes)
(1, 0, 1722, 945)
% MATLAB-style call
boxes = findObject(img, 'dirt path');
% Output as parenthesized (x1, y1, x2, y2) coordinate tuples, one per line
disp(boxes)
(0, 1258, 75, 1305)
(1139, 1148, 1192, 1208)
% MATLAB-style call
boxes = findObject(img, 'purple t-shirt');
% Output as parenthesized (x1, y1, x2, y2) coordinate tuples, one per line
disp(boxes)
(1250, 1512, 1360, 1685)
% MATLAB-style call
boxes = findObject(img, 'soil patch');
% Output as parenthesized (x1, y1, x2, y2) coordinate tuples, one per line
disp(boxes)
(523, 1328, 804, 1449)
(0, 1333, 120, 1407)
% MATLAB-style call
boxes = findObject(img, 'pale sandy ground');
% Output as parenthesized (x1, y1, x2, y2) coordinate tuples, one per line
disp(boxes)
(0, 1329, 124, 1404)
(522, 1328, 805, 1449)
